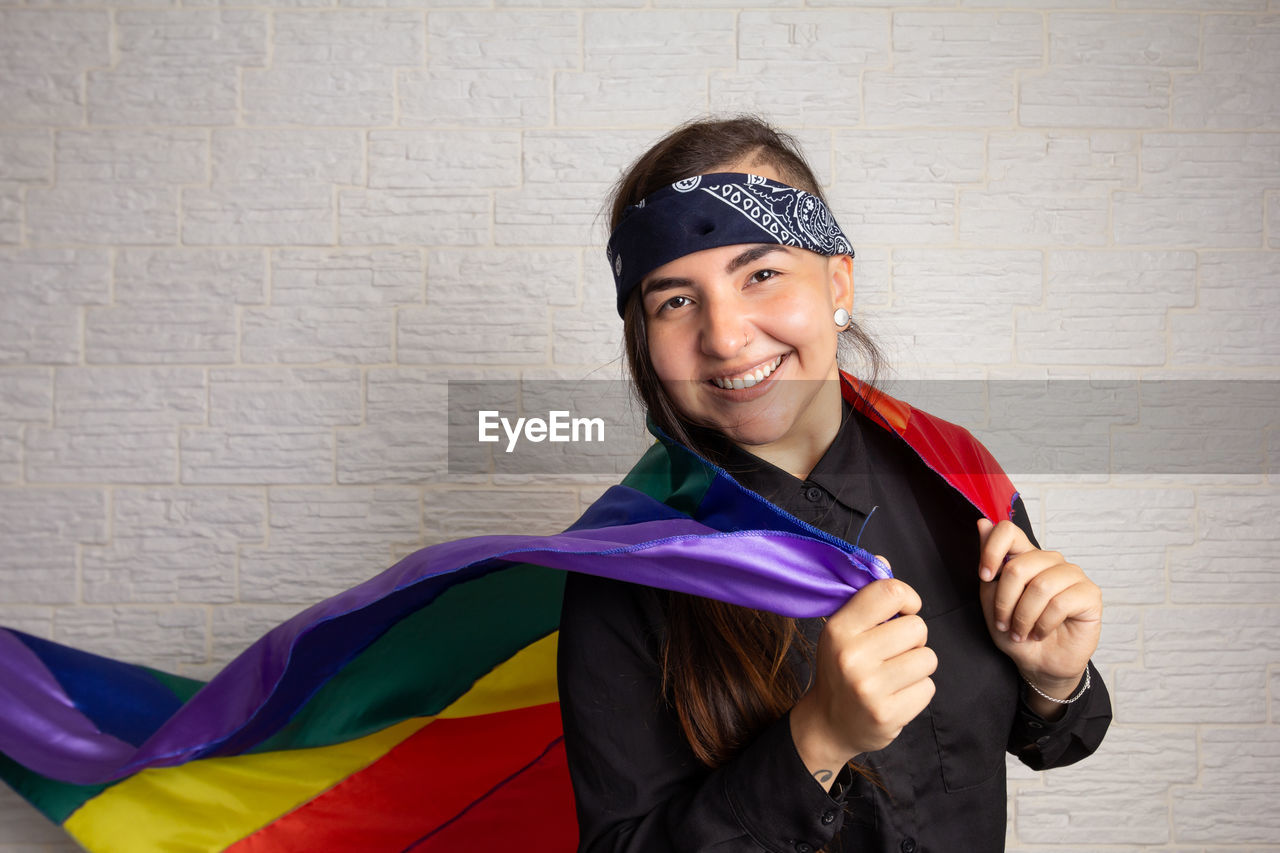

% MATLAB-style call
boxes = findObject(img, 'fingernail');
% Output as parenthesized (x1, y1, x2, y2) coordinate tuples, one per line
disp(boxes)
(980, 567, 993, 582)
(995, 621, 1007, 633)
(1010, 632, 1022, 643)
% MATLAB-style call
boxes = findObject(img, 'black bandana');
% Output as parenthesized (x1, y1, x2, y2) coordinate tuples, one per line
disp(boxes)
(607, 172, 853, 317)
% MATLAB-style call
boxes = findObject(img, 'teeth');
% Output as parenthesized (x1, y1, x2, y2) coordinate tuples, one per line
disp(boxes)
(712, 355, 783, 390)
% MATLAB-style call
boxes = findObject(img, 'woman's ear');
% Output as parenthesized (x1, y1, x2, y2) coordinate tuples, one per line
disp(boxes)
(828, 254, 854, 313)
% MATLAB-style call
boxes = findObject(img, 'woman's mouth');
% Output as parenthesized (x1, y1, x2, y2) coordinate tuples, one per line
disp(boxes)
(707, 354, 786, 392)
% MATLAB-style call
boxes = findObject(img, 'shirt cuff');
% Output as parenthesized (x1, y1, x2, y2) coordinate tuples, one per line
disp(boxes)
(1010, 660, 1109, 769)
(720, 711, 861, 853)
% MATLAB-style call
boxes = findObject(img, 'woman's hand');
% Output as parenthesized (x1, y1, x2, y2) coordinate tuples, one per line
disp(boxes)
(975, 518, 1102, 712)
(789, 574, 937, 790)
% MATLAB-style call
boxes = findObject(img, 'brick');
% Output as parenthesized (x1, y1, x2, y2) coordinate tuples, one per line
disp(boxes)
(1171, 252, 1280, 366)
(27, 184, 178, 245)
(238, 486, 419, 602)
(55, 367, 205, 427)
(1144, 605, 1280, 668)
(428, 11, 578, 70)
(1092, 605, 1140, 670)
(209, 367, 361, 428)
(182, 185, 334, 246)
(1015, 251, 1197, 366)
(1141, 132, 1280, 189)
(0, 249, 108, 363)
(987, 132, 1138, 195)
(893, 249, 1042, 306)
(54, 605, 207, 668)
(555, 72, 709, 128)
(113, 9, 266, 70)
(1048, 12, 1199, 69)
(583, 11, 733, 72)
(422, 488, 580, 540)
(87, 303, 236, 365)
(864, 304, 1014, 366)
(212, 129, 364, 186)
(1113, 190, 1263, 248)
(337, 425, 448, 484)
(0, 368, 51, 423)
(1044, 488, 1195, 604)
(893, 11, 1041, 71)
(1017, 781, 1171, 845)
(243, 66, 395, 127)
(368, 131, 520, 190)
(54, 129, 207, 184)
(959, 193, 1109, 247)
(339, 190, 489, 246)
(1177, 72, 1280, 130)
(0, 129, 50, 182)
(1204, 12, 1280, 72)
(398, 67, 551, 128)
(712, 63, 864, 129)
(494, 182, 613, 247)
(0, 72, 84, 126)
(835, 130, 985, 189)
(398, 304, 546, 365)
(1173, 727, 1280, 843)
(1118, 0, 1264, 7)
(0, 182, 19, 244)
(0, 488, 106, 603)
(1116, 665, 1266, 724)
(180, 426, 334, 484)
(82, 487, 262, 604)
(1020, 67, 1170, 128)
(241, 306, 393, 364)
(26, 424, 175, 484)
(521, 130, 663, 186)
(273, 10, 423, 66)
(1271, 193, 1279, 249)
(88, 69, 239, 126)
(365, 367, 474, 427)
(209, 604, 311, 669)
(0, 10, 111, 74)
(737, 10, 889, 65)
(864, 70, 1016, 127)
(116, 248, 265, 305)
(427, 249, 578, 309)
(0, 606, 54, 641)
(552, 301, 625, 368)
(273, 249, 421, 306)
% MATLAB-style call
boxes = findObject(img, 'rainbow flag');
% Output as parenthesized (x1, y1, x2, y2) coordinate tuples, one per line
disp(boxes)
(0, 373, 1016, 851)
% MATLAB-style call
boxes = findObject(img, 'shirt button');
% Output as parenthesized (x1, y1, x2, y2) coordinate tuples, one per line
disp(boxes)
(804, 485, 823, 502)
(1036, 735, 1051, 746)
(795, 843, 814, 853)
(821, 809, 836, 825)
(900, 839, 917, 853)
(1027, 720, 1044, 730)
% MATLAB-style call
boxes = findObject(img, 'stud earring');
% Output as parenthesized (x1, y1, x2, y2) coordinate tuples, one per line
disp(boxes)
(833, 307, 850, 328)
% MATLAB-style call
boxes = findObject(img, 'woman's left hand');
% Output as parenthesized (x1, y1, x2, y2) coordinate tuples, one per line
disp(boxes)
(975, 518, 1102, 700)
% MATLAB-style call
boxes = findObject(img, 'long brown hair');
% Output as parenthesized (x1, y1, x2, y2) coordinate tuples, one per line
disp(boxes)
(608, 115, 885, 769)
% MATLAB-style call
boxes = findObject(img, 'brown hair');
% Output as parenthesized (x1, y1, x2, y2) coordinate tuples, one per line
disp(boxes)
(608, 115, 885, 771)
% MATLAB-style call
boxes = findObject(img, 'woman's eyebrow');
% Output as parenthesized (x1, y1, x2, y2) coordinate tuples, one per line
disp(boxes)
(642, 245, 792, 299)
(725, 244, 789, 274)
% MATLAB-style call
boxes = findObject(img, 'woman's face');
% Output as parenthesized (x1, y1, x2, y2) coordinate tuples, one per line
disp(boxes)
(638, 168, 853, 469)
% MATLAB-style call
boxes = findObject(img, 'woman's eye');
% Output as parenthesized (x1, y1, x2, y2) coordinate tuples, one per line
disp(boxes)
(659, 295, 691, 313)
(749, 269, 779, 284)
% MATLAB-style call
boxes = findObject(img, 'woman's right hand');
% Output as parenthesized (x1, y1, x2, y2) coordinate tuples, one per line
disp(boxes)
(788, 573, 936, 790)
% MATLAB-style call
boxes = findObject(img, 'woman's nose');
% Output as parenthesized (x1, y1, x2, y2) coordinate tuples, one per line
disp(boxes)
(699, 294, 751, 358)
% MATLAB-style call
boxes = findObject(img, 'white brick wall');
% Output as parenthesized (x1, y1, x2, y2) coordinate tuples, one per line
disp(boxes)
(1, 3, 1277, 850)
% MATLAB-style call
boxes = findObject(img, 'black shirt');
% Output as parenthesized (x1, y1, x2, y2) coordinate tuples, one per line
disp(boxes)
(557, 399, 1111, 853)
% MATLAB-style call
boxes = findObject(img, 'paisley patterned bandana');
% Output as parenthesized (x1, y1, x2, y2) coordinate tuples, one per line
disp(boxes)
(607, 171, 854, 317)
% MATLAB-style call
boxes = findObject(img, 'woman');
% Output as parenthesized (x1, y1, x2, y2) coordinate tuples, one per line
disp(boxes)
(557, 116, 1111, 852)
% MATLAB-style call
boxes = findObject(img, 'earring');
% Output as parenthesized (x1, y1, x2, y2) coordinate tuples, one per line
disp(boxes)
(833, 307, 850, 328)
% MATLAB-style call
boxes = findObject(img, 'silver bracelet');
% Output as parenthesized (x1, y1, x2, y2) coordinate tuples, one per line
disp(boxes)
(1023, 666, 1091, 705)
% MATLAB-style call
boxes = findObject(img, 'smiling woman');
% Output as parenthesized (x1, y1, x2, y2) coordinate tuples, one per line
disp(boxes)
(557, 115, 1111, 853)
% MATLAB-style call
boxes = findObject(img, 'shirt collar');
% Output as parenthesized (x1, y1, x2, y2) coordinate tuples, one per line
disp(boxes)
(696, 398, 877, 517)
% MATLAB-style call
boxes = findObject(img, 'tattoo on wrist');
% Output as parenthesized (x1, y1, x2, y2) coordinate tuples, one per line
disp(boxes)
(813, 769, 833, 784)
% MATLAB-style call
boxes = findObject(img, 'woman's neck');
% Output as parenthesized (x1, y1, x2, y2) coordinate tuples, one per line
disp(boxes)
(726, 380, 846, 481)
